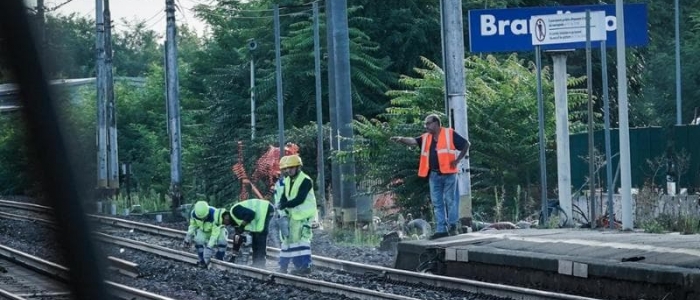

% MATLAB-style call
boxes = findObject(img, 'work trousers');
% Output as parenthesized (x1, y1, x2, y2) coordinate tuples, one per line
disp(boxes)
(279, 217, 313, 271)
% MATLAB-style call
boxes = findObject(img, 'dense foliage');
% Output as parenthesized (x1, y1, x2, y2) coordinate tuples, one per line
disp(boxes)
(1, 0, 698, 221)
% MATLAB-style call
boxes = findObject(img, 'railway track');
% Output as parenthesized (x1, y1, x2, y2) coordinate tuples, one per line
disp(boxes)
(0, 243, 175, 300)
(0, 199, 602, 300)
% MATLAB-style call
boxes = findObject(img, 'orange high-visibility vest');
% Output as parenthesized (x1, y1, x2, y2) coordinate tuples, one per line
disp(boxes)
(418, 127, 459, 177)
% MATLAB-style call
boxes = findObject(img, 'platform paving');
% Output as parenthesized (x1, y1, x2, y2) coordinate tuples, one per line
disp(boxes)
(395, 229, 700, 300)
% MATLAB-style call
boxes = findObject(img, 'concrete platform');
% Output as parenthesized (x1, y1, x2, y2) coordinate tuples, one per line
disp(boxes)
(395, 229, 700, 300)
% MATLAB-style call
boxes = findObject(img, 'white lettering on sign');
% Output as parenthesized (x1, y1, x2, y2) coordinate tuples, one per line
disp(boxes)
(480, 11, 617, 36)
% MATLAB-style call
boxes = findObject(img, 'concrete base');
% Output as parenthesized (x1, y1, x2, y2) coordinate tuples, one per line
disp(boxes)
(395, 229, 700, 300)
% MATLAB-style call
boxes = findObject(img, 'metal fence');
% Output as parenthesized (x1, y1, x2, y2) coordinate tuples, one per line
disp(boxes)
(570, 126, 700, 192)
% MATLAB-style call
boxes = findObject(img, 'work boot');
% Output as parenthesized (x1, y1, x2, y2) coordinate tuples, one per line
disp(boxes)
(290, 266, 312, 276)
(448, 224, 459, 236)
(196, 261, 208, 269)
(428, 232, 449, 240)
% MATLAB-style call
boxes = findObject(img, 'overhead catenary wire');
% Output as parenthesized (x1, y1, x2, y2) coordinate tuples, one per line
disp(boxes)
(189, 0, 323, 16)
(226, 10, 315, 19)
(45, 0, 76, 12)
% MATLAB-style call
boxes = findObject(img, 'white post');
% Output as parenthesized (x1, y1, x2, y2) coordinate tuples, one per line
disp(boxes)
(615, 0, 633, 229)
(552, 52, 572, 225)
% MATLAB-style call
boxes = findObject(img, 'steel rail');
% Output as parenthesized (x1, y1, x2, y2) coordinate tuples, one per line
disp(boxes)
(94, 232, 419, 300)
(0, 200, 52, 214)
(0, 244, 174, 300)
(0, 211, 56, 228)
(91, 214, 601, 300)
(0, 287, 28, 300)
(0, 200, 602, 300)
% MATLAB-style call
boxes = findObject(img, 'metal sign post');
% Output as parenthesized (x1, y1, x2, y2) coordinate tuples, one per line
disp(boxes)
(530, 11, 606, 226)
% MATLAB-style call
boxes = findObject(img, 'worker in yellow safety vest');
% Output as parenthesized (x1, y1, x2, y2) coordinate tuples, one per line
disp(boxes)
(228, 198, 275, 267)
(183, 200, 229, 267)
(276, 154, 317, 275)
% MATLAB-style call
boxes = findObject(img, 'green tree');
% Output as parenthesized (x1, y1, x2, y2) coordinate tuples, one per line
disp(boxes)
(353, 55, 587, 220)
(44, 13, 95, 79)
(191, 0, 395, 201)
(111, 20, 163, 77)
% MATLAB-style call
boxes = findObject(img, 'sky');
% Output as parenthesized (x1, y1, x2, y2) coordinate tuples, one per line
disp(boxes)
(24, 0, 210, 36)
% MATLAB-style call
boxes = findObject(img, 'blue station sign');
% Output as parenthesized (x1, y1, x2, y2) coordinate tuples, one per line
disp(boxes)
(468, 4, 648, 53)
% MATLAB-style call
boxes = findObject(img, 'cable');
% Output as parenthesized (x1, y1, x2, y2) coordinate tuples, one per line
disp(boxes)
(230, 11, 313, 19)
(191, 2, 323, 15)
(143, 9, 165, 25)
(416, 250, 440, 273)
(191, 7, 316, 20)
(45, 0, 76, 12)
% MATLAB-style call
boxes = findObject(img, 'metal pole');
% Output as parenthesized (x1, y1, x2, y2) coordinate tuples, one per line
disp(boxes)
(313, 1, 326, 210)
(104, 0, 119, 190)
(442, 0, 472, 227)
(535, 45, 548, 225)
(331, 0, 362, 223)
(675, 0, 682, 125)
(616, 0, 633, 230)
(95, 0, 107, 190)
(586, 10, 596, 228)
(601, 41, 614, 229)
(165, 0, 183, 211)
(274, 5, 285, 156)
(325, 0, 342, 224)
(439, 0, 449, 125)
(251, 57, 256, 140)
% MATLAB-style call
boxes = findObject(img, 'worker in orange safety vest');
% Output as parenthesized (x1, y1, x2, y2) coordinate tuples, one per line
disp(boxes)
(390, 113, 469, 240)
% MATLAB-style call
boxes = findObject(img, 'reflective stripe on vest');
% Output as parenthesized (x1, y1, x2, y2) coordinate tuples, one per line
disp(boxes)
(417, 127, 459, 177)
(283, 171, 317, 220)
(231, 199, 270, 232)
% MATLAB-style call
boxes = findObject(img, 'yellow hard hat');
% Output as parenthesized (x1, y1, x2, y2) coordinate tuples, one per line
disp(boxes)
(193, 201, 209, 219)
(284, 154, 302, 168)
(279, 156, 289, 170)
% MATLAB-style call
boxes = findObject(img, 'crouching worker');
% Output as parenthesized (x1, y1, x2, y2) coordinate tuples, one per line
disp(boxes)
(278, 154, 317, 275)
(228, 198, 275, 267)
(183, 200, 229, 268)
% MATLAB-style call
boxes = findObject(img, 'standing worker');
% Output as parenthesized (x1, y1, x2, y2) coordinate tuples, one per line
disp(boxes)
(390, 113, 470, 239)
(277, 154, 317, 275)
(183, 200, 230, 267)
(268, 155, 289, 248)
(228, 198, 275, 267)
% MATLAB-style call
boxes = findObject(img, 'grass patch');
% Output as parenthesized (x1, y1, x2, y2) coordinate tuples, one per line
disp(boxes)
(107, 191, 171, 214)
(331, 227, 381, 247)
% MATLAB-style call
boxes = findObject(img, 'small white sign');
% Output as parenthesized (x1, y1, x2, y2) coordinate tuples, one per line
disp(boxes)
(531, 11, 607, 46)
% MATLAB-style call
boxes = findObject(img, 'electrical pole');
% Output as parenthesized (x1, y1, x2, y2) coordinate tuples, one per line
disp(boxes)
(95, 0, 108, 192)
(104, 0, 119, 192)
(165, 0, 183, 213)
(313, 1, 326, 216)
(441, 0, 472, 228)
(331, 0, 366, 224)
(249, 38, 256, 140)
(325, 0, 342, 225)
(274, 5, 285, 156)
